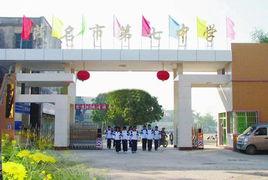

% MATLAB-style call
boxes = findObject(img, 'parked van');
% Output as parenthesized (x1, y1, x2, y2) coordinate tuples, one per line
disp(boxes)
(236, 124, 268, 155)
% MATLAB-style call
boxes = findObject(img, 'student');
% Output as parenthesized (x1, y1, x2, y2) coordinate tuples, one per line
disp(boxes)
(105, 126, 113, 149)
(147, 124, 154, 151)
(113, 126, 117, 148)
(121, 126, 129, 152)
(113, 126, 122, 153)
(154, 126, 161, 151)
(140, 125, 147, 151)
(128, 126, 133, 148)
(130, 126, 139, 153)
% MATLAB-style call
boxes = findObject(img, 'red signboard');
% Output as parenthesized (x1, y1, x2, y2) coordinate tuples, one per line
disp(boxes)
(75, 104, 108, 110)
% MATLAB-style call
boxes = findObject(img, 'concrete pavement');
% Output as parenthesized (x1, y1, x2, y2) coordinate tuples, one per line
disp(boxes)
(60, 145, 268, 180)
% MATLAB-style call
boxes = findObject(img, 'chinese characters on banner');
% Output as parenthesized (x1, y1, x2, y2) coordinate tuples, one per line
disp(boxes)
(75, 104, 109, 110)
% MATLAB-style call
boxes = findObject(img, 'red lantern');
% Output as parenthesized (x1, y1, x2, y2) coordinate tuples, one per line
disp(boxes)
(77, 70, 90, 81)
(157, 70, 170, 81)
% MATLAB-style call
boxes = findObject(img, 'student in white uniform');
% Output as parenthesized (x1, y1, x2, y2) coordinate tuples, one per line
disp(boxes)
(130, 126, 139, 153)
(113, 126, 122, 153)
(128, 126, 133, 148)
(113, 126, 116, 148)
(147, 124, 154, 151)
(121, 126, 129, 152)
(154, 126, 161, 151)
(140, 125, 147, 151)
(105, 126, 113, 149)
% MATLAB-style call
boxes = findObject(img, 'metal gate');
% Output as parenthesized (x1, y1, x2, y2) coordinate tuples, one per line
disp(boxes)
(70, 123, 101, 149)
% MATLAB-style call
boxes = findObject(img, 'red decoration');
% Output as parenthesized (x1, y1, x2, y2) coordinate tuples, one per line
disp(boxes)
(77, 70, 90, 81)
(21, 16, 33, 40)
(157, 70, 170, 81)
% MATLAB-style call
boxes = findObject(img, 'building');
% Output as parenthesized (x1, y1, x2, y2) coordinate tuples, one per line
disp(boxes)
(0, 16, 61, 49)
(218, 43, 268, 147)
(0, 16, 63, 140)
(1, 17, 267, 150)
(75, 96, 93, 123)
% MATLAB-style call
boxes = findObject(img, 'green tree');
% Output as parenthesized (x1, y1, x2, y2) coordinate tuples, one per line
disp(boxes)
(251, 29, 268, 43)
(91, 93, 108, 125)
(91, 89, 164, 127)
(193, 112, 217, 133)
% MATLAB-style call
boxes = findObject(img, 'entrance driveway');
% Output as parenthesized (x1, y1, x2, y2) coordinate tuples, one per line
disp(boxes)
(62, 145, 268, 180)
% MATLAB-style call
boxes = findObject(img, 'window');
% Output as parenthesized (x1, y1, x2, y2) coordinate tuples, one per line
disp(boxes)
(255, 128, 267, 136)
(15, 33, 33, 49)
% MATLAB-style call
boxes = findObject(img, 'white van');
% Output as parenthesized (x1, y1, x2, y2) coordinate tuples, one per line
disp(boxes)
(236, 124, 268, 155)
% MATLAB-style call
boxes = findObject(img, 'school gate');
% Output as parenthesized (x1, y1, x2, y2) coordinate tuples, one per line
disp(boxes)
(1, 43, 268, 150)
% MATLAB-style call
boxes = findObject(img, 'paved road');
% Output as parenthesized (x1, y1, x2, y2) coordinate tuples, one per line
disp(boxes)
(62, 145, 268, 180)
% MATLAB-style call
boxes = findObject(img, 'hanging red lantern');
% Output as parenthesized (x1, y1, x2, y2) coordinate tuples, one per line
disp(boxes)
(157, 70, 170, 81)
(77, 70, 90, 81)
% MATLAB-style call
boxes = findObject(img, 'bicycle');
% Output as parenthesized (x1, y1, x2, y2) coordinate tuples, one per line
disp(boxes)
(159, 138, 168, 148)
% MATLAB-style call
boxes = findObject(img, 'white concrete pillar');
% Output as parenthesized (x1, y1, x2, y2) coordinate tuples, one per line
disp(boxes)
(68, 82, 76, 124)
(233, 112, 238, 134)
(173, 79, 179, 147)
(173, 64, 182, 148)
(67, 66, 76, 124)
(15, 63, 22, 123)
(54, 97, 70, 147)
(178, 81, 193, 149)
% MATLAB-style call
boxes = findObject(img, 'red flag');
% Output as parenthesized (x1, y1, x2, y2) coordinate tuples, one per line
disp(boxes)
(21, 16, 33, 40)
(142, 16, 151, 37)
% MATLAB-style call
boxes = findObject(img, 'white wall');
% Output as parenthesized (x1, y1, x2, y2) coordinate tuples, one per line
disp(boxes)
(16, 94, 71, 147)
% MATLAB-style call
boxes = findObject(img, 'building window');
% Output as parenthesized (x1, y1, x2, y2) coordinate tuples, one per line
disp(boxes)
(15, 33, 33, 49)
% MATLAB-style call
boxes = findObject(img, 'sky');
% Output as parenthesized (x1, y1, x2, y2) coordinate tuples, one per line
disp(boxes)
(1, 0, 268, 117)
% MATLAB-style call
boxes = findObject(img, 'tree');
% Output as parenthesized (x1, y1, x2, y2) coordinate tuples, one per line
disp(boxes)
(91, 89, 164, 127)
(251, 29, 268, 43)
(91, 93, 108, 125)
(193, 112, 217, 133)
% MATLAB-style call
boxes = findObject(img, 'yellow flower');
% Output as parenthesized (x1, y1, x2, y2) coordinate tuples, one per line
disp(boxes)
(17, 150, 31, 158)
(46, 174, 52, 180)
(29, 152, 56, 163)
(3, 162, 27, 180)
(42, 170, 46, 174)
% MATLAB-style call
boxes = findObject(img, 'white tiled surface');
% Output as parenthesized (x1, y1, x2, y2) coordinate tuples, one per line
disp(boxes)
(0, 49, 232, 62)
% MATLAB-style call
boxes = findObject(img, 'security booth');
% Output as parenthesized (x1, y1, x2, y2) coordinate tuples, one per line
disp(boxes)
(218, 111, 258, 148)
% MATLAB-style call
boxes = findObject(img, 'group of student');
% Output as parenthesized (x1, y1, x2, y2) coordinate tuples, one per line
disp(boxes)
(105, 124, 164, 153)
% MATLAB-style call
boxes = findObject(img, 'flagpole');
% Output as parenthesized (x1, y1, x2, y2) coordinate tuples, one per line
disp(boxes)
(113, 15, 115, 48)
(225, 17, 229, 50)
(196, 18, 199, 50)
(20, 16, 23, 49)
(168, 36, 170, 49)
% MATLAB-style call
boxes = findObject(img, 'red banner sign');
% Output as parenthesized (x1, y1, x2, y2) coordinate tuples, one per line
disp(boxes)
(75, 104, 108, 110)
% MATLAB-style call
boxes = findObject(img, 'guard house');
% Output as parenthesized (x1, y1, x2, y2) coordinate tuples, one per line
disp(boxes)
(1, 16, 268, 149)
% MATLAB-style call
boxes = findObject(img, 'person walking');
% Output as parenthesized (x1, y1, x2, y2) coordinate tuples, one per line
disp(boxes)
(160, 127, 167, 147)
(121, 126, 129, 153)
(105, 126, 113, 149)
(128, 126, 133, 148)
(113, 126, 122, 153)
(130, 126, 139, 153)
(113, 126, 116, 148)
(154, 126, 161, 151)
(147, 124, 154, 151)
(140, 125, 147, 151)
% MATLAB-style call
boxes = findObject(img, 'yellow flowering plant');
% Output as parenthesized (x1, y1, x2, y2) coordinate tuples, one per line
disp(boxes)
(2, 162, 27, 180)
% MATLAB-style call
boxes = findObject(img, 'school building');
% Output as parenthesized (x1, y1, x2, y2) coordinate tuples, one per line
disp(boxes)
(0, 17, 268, 150)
